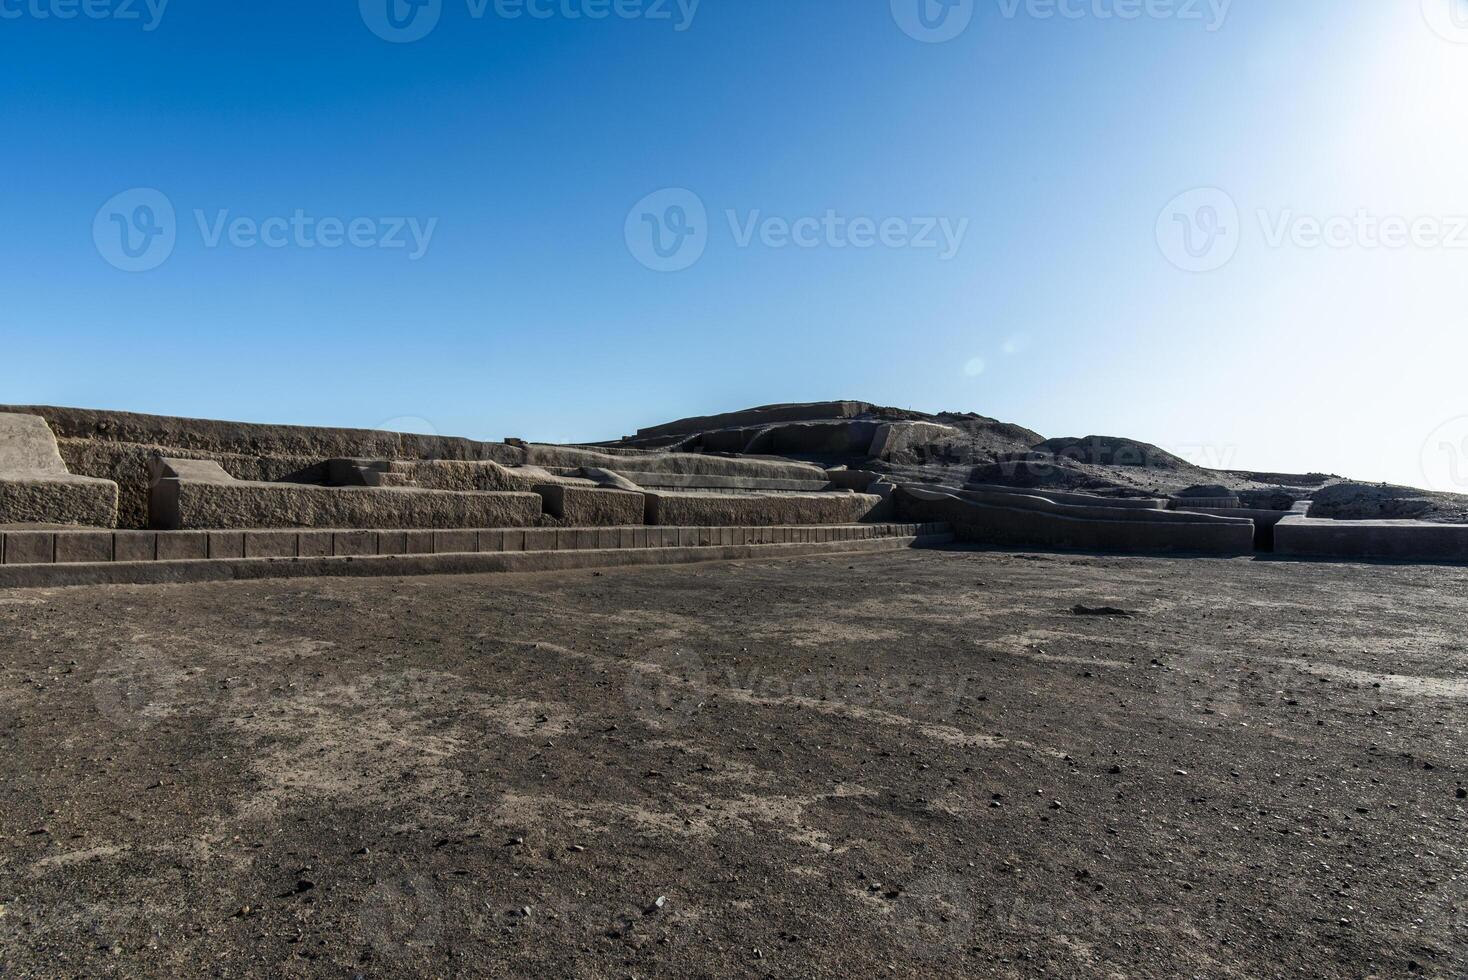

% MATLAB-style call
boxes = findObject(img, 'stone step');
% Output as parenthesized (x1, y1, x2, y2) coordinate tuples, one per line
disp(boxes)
(363, 470, 415, 488)
(0, 523, 955, 588)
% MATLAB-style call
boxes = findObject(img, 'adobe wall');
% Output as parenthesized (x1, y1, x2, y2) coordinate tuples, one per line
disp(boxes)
(1274, 515, 1468, 562)
(0, 477, 118, 528)
(526, 445, 826, 481)
(1, 405, 531, 529)
(150, 459, 543, 531)
(0, 412, 120, 528)
(963, 484, 1167, 510)
(5, 405, 525, 463)
(951, 488, 1245, 525)
(633, 401, 872, 440)
(896, 487, 1255, 556)
(535, 485, 644, 526)
(644, 491, 884, 527)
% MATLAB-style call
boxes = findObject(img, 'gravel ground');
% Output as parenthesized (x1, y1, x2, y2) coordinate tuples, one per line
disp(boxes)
(0, 548, 1464, 978)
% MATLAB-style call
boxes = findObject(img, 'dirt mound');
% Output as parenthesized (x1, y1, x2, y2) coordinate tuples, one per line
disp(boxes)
(1226, 470, 1336, 488)
(610, 403, 1364, 505)
(1307, 483, 1468, 524)
(1033, 436, 1190, 470)
(1237, 487, 1307, 511)
(968, 457, 1119, 493)
(1175, 484, 1235, 499)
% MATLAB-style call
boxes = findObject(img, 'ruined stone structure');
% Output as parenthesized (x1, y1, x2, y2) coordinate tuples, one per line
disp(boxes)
(1, 403, 1462, 585)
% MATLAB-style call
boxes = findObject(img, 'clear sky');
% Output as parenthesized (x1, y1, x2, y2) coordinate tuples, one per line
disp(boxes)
(4, 1, 1466, 488)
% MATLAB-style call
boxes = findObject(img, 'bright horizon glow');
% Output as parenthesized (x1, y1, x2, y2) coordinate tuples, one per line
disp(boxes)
(3, 1, 1467, 490)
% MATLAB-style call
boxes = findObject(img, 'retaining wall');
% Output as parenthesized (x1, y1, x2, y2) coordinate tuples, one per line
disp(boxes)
(1172, 507, 1292, 550)
(963, 484, 1167, 510)
(950, 488, 1247, 526)
(150, 459, 542, 531)
(535, 485, 644, 526)
(0, 522, 951, 588)
(1274, 515, 1468, 562)
(527, 444, 825, 482)
(643, 491, 884, 527)
(896, 487, 1255, 556)
(0, 413, 120, 527)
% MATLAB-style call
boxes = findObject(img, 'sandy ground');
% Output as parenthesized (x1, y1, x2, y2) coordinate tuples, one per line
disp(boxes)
(0, 548, 1464, 978)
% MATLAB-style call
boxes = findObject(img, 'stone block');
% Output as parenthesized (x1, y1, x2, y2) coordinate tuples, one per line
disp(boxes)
(334, 531, 378, 557)
(55, 532, 112, 564)
(377, 531, 408, 556)
(523, 529, 555, 552)
(0, 413, 119, 527)
(157, 532, 207, 561)
(534, 484, 644, 526)
(245, 530, 297, 559)
(433, 530, 477, 554)
(207, 532, 246, 559)
(643, 491, 883, 528)
(114, 531, 158, 562)
(298, 532, 333, 558)
(896, 487, 1253, 555)
(4, 532, 54, 564)
(148, 457, 541, 531)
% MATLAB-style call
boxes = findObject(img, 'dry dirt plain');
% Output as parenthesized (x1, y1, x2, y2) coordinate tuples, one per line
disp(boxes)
(0, 547, 1465, 978)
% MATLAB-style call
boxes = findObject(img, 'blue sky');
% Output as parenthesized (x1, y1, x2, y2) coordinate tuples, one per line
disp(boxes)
(4, 1, 1468, 488)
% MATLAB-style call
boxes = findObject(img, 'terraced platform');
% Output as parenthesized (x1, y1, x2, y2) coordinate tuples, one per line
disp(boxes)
(0, 521, 952, 588)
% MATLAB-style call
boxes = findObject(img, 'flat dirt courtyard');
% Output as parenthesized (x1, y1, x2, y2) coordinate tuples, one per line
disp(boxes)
(1, 548, 1465, 978)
